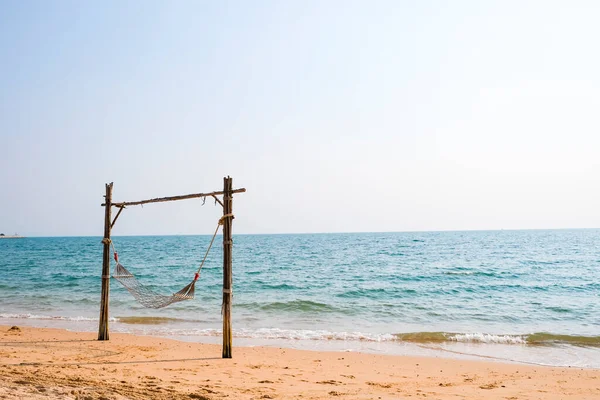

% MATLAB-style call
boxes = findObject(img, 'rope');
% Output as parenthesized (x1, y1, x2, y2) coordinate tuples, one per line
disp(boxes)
(219, 213, 234, 225)
(110, 240, 119, 263)
(194, 213, 234, 277)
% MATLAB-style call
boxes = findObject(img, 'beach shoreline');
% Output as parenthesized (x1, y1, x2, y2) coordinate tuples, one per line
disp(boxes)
(1, 325, 599, 400)
(3, 314, 600, 371)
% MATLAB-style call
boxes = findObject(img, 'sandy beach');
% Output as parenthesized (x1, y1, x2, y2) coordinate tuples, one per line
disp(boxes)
(0, 325, 598, 399)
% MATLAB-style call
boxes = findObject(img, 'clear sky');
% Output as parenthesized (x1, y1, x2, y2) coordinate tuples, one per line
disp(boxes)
(1, 1, 599, 236)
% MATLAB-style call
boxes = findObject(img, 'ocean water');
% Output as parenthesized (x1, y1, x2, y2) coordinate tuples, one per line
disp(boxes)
(1, 230, 599, 368)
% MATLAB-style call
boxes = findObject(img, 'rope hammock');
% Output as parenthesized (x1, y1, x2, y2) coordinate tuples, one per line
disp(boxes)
(111, 214, 232, 309)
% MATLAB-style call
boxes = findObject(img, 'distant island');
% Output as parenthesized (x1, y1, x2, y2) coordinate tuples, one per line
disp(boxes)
(0, 233, 25, 239)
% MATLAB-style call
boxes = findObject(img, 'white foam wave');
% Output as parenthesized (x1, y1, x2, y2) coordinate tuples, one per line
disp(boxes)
(0, 314, 529, 346)
(236, 328, 397, 342)
(124, 326, 398, 342)
(448, 333, 527, 344)
(0, 313, 117, 322)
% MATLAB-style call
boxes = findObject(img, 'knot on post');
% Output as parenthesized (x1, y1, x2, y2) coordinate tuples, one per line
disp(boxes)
(219, 213, 235, 225)
(101, 238, 112, 245)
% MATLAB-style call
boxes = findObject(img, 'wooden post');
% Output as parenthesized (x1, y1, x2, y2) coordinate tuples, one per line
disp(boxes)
(222, 176, 233, 358)
(98, 182, 113, 340)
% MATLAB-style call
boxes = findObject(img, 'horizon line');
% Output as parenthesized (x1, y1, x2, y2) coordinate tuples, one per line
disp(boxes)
(11, 227, 600, 238)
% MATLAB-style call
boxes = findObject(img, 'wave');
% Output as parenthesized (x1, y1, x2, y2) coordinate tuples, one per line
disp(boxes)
(0, 313, 196, 325)
(526, 333, 600, 346)
(0, 313, 116, 322)
(393, 332, 600, 346)
(259, 283, 304, 290)
(239, 300, 341, 313)
(399, 332, 528, 344)
(118, 325, 600, 348)
(442, 271, 502, 277)
(3, 312, 599, 348)
(147, 329, 600, 347)
(117, 316, 184, 325)
(152, 327, 397, 342)
(337, 288, 386, 298)
(376, 250, 406, 256)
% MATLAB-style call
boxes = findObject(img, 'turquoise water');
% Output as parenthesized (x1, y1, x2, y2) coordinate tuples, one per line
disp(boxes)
(1, 230, 599, 367)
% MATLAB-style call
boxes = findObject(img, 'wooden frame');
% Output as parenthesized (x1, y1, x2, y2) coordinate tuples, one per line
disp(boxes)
(97, 177, 245, 359)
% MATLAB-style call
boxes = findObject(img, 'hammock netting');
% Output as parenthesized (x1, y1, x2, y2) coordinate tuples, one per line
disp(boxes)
(113, 262, 196, 309)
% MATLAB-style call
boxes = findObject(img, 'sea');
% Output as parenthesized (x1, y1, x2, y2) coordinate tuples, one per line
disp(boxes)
(1, 230, 599, 368)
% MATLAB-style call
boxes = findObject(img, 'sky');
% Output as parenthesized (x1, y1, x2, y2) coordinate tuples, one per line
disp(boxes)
(1, 1, 599, 236)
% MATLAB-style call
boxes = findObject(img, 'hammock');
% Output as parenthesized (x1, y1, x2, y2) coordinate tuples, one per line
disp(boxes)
(113, 262, 197, 308)
(111, 215, 229, 309)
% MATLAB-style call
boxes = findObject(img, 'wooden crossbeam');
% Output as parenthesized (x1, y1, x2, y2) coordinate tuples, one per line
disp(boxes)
(101, 188, 246, 207)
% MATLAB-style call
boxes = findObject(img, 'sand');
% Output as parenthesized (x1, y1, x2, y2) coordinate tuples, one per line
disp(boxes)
(0, 325, 598, 399)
